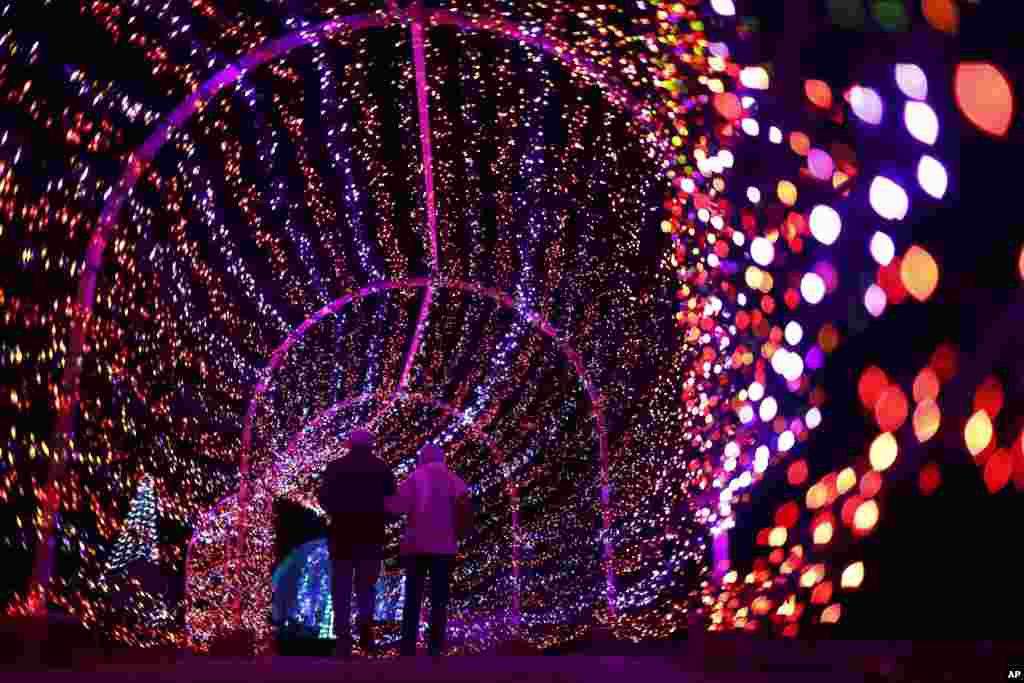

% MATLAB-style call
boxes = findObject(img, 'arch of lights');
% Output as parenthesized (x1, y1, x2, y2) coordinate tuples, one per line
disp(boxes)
(220, 277, 610, 648)
(185, 388, 521, 652)
(3, 0, 991, 651)
(31, 0, 645, 649)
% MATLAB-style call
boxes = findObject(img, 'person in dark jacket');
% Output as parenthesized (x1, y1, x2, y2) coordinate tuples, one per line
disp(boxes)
(316, 429, 396, 658)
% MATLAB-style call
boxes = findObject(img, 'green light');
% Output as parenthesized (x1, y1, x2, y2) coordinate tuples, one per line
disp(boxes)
(872, 0, 910, 32)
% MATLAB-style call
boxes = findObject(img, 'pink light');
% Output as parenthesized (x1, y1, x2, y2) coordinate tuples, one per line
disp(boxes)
(895, 63, 928, 100)
(849, 86, 884, 125)
(864, 284, 887, 317)
(807, 148, 835, 181)
(870, 231, 895, 265)
(917, 155, 948, 199)
(870, 176, 910, 221)
(809, 204, 842, 245)
(904, 101, 939, 145)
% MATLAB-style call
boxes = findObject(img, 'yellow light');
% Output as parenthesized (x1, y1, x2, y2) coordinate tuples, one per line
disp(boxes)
(900, 245, 939, 302)
(836, 467, 856, 494)
(853, 499, 879, 532)
(912, 399, 941, 443)
(869, 432, 898, 471)
(813, 521, 833, 545)
(820, 603, 842, 624)
(777, 180, 798, 206)
(841, 561, 864, 590)
(745, 266, 763, 290)
(800, 563, 825, 588)
(768, 526, 788, 547)
(965, 410, 993, 457)
(805, 483, 827, 510)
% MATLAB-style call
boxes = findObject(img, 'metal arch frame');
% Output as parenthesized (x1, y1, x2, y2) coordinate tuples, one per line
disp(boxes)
(183, 389, 524, 641)
(279, 392, 509, 471)
(34, 2, 641, 627)
(232, 277, 611, 635)
(278, 390, 524, 622)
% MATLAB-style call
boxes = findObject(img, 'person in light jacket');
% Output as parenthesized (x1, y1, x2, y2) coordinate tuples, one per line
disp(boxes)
(387, 443, 470, 656)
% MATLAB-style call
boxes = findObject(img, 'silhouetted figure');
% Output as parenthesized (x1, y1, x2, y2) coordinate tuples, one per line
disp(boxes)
(317, 429, 396, 658)
(388, 443, 471, 656)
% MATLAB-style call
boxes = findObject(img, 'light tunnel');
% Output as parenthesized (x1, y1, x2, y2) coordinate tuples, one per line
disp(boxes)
(1, 0, 1013, 655)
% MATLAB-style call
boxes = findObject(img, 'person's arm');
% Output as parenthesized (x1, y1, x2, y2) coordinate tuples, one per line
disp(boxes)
(385, 476, 412, 517)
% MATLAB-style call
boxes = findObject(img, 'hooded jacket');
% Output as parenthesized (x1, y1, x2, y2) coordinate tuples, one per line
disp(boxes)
(388, 448, 468, 557)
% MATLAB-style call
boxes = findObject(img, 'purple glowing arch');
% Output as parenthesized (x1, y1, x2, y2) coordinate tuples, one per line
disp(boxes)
(277, 391, 522, 622)
(233, 277, 612, 633)
(40, 3, 643, 626)
(184, 389, 524, 643)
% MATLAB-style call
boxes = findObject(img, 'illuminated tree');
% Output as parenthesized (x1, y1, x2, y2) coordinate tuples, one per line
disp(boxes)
(106, 475, 160, 574)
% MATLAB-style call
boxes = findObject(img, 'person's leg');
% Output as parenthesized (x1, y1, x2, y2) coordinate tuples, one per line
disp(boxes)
(353, 554, 381, 651)
(426, 555, 454, 656)
(331, 552, 355, 656)
(399, 556, 427, 655)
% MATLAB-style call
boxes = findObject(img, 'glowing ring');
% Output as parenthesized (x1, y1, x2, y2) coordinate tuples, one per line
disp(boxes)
(231, 277, 611, 645)
(184, 390, 524, 645)
(61, 6, 642, 640)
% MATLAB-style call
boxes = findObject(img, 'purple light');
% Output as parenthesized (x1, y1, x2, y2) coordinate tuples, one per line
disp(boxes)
(805, 345, 825, 371)
(807, 148, 835, 181)
(813, 260, 839, 292)
(870, 176, 910, 220)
